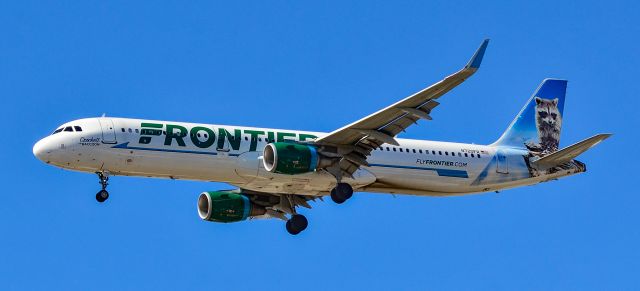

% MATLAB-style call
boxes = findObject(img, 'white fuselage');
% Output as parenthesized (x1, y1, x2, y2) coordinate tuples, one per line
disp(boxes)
(33, 117, 582, 197)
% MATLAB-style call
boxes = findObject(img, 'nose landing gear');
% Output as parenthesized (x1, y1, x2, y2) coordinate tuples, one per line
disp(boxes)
(95, 171, 110, 203)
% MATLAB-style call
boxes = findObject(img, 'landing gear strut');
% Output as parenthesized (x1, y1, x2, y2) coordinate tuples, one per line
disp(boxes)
(95, 171, 110, 203)
(330, 182, 353, 204)
(286, 214, 308, 235)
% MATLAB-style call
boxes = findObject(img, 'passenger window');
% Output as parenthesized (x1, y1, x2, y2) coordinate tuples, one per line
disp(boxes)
(128, 128, 132, 133)
(121, 128, 125, 132)
(74, 126, 82, 132)
(204, 134, 208, 138)
(471, 154, 475, 158)
(135, 129, 139, 133)
(244, 136, 249, 141)
(445, 152, 449, 156)
(432, 150, 436, 155)
(419, 149, 423, 154)
(458, 152, 462, 157)
(438, 151, 442, 155)
(412, 149, 416, 153)
(399, 148, 403, 152)
(386, 147, 390, 151)
(477, 154, 481, 158)
(64, 126, 73, 132)
(393, 148, 397, 152)
(258, 138, 262, 142)
(465, 153, 468, 157)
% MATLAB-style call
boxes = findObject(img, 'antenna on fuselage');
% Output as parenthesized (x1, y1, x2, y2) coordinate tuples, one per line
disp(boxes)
(101, 113, 106, 117)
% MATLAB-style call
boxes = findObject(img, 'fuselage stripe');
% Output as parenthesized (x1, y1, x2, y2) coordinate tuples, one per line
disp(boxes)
(368, 163, 469, 178)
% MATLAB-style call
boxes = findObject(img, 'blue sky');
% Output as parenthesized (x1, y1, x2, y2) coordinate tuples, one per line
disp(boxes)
(1, 1, 638, 290)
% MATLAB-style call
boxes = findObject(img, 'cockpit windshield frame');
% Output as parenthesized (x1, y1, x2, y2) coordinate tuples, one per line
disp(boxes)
(51, 125, 83, 135)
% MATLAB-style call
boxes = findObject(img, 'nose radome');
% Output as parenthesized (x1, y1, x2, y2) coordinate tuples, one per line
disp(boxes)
(33, 139, 49, 161)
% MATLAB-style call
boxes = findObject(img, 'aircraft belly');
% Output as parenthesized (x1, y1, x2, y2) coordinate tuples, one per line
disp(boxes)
(365, 166, 471, 192)
(239, 166, 377, 195)
(235, 151, 260, 183)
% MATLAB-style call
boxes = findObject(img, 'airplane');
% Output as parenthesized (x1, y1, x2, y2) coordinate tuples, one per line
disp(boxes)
(33, 39, 611, 235)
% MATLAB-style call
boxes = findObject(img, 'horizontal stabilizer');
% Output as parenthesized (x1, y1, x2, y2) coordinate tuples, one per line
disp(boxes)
(531, 133, 611, 168)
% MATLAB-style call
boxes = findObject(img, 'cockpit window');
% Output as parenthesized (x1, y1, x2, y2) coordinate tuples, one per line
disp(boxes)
(52, 128, 63, 135)
(74, 126, 82, 132)
(64, 126, 73, 132)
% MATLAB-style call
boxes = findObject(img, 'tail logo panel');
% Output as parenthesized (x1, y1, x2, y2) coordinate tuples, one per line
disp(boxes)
(493, 79, 567, 153)
(527, 97, 562, 153)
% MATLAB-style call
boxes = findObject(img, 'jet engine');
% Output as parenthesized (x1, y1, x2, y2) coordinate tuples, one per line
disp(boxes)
(197, 191, 266, 223)
(262, 142, 335, 175)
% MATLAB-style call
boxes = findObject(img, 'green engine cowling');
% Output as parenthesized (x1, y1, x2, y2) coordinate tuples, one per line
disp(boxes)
(262, 142, 319, 175)
(197, 191, 266, 223)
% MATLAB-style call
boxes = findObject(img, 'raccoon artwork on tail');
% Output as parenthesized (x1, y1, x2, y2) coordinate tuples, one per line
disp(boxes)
(526, 97, 563, 154)
(524, 96, 577, 177)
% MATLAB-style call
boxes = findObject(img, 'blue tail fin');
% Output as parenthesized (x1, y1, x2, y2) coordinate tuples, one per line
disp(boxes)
(492, 79, 567, 153)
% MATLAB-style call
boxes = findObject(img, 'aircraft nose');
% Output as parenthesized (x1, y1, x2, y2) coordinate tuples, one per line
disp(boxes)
(33, 138, 51, 161)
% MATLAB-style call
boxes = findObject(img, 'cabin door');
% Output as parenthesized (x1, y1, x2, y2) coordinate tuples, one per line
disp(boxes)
(98, 118, 117, 144)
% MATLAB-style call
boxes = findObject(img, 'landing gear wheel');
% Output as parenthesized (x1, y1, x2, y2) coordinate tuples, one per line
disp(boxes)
(96, 190, 109, 202)
(95, 171, 110, 203)
(286, 214, 308, 235)
(330, 183, 353, 204)
(330, 189, 345, 204)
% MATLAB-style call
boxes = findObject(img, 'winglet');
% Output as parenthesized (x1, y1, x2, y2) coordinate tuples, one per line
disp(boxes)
(465, 39, 490, 70)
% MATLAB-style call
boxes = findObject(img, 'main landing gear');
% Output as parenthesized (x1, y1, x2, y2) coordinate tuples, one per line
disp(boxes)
(282, 181, 351, 235)
(282, 182, 351, 235)
(286, 214, 308, 235)
(278, 195, 310, 235)
(330, 182, 353, 204)
(95, 171, 110, 203)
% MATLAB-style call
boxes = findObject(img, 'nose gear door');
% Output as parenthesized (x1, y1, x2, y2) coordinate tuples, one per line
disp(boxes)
(98, 118, 117, 144)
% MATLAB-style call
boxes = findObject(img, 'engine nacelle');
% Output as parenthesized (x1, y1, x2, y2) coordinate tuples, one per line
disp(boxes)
(263, 142, 328, 175)
(197, 191, 266, 223)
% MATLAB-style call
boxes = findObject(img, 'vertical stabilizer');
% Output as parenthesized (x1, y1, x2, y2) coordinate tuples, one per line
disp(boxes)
(492, 79, 567, 153)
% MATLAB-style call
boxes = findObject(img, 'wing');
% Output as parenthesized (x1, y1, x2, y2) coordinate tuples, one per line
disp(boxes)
(314, 39, 490, 176)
